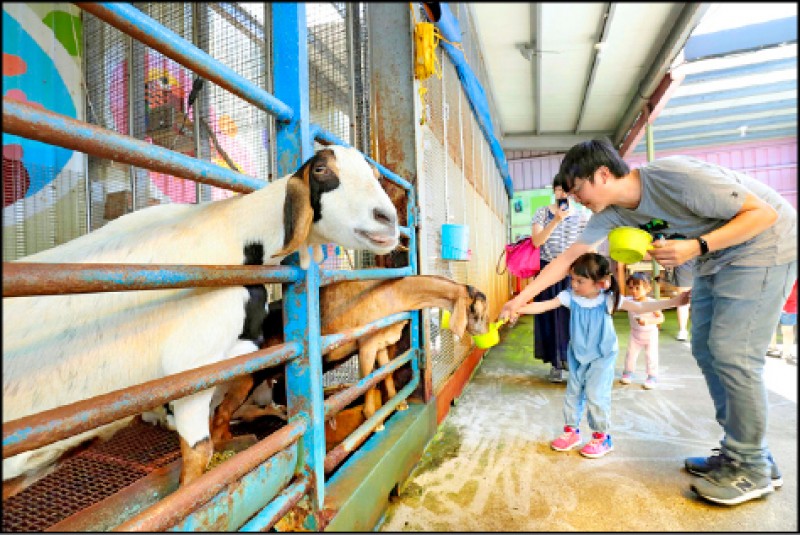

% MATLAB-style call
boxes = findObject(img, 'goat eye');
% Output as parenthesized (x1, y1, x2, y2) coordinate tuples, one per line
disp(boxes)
(314, 166, 327, 174)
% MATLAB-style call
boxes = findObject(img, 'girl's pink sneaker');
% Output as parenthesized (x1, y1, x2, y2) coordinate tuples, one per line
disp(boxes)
(551, 425, 582, 451)
(579, 432, 614, 458)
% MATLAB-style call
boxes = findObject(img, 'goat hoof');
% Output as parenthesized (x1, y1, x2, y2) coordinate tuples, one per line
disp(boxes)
(375, 424, 385, 432)
(397, 401, 409, 411)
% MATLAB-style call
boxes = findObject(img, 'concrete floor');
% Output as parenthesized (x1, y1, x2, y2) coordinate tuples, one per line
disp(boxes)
(380, 310, 798, 531)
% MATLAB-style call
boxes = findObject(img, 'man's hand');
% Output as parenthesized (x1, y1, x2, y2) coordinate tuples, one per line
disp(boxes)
(649, 238, 700, 268)
(676, 289, 692, 306)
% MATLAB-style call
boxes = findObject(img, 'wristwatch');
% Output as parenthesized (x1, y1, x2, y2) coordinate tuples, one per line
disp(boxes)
(696, 236, 709, 255)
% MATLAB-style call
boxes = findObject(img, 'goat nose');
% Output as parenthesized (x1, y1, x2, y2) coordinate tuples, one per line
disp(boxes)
(373, 208, 396, 227)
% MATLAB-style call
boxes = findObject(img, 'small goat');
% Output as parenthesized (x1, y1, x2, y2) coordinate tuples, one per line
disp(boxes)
(3, 146, 399, 487)
(209, 275, 489, 443)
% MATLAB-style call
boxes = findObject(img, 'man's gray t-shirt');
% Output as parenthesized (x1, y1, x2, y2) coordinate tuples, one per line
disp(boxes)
(578, 156, 797, 276)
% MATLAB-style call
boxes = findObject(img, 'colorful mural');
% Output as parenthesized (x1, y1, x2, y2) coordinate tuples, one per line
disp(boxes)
(2, 4, 83, 212)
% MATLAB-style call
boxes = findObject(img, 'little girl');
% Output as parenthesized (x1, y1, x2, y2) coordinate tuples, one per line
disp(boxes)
(620, 272, 664, 390)
(517, 253, 689, 458)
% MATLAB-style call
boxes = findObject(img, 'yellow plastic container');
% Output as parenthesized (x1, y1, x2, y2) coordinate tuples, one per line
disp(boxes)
(608, 227, 653, 264)
(441, 309, 451, 330)
(472, 319, 506, 349)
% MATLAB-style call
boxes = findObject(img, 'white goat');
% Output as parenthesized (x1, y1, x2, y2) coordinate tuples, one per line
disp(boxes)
(209, 275, 490, 442)
(2, 145, 399, 486)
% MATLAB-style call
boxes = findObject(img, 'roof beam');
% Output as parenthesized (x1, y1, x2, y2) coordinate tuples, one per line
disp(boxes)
(532, 4, 542, 134)
(619, 71, 684, 158)
(501, 132, 613, 151)
(575, 3, 615, 134)
(613, 3, 710, 147)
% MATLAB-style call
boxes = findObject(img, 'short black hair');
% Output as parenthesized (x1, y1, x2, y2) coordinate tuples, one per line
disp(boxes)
(627, 271, 651, 285)
(552, 172, 567, 191)
(558, 138, 630, 193)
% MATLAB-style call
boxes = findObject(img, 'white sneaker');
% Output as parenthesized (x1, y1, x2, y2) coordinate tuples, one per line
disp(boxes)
(676, 329, 689, 341)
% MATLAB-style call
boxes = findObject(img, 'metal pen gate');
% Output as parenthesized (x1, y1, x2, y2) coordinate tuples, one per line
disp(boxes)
(2, 3, 418, 531)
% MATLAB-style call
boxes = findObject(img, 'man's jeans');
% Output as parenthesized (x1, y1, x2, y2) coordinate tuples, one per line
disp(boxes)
(691, 261, 797, 476)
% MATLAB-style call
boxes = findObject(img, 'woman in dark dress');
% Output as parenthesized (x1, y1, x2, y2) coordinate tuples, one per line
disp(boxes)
(530, 174, 588, 382)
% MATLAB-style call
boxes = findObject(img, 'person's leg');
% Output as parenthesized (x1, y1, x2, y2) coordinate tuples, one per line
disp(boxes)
(643, 330, 659, 389)
(690, 262, 796, 504)
(780, 312, 796, 358)
(621, 335, 643, 383)
(676, 302, 690, 341)
(552, 348, 584, 451)
(561, 349, 585, 428)
(580, 354, 616, 457)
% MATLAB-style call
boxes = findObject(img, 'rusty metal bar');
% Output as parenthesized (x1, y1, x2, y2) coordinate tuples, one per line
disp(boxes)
(2, 263, 302, 297)
(323, 349, 414, 418)
(2, 98, 264, 194)
(75, 2, 294, 123)
(239, 475, 311, 532)
(2, 342, 302, 459)
(114, 418, 307, 532)
(324, 374, 419, 474)
(320, 311, 412, 355)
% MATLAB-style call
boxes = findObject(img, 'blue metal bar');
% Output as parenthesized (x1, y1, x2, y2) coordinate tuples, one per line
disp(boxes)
(683, 57, 797, 85)
(319, 266, 412, 287)
(283, 257, 327, 515)
(323, 349, 414, 418)
(666, 80, 797, 107)
(3, 341, 302, 458)
(684, 17, 798, 61)
(75, 3, 294, 123)
(653, 113, 796, 139)
(2, 98, 264, 193)
(2, 262, 302, 298)
(655, 99, 797, 127)
(312, 125, 414, 192)
(273, 3, 313, 170)
(239, 476, 311, 532)
(632, 127, 798, 154)
(320, 312, 414, 355)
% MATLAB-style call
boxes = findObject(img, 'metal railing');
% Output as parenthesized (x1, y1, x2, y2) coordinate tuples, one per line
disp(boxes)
(2, 2, 419, 531)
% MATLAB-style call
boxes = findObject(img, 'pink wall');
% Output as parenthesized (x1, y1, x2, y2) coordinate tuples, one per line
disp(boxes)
(508, 138, 798, 209)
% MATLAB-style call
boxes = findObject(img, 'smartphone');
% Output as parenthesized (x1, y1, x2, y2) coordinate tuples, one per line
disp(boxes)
(558, 198, 569, 211)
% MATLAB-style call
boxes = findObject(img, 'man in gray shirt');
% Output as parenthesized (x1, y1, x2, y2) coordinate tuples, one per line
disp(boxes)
(500, 138, 797, 506)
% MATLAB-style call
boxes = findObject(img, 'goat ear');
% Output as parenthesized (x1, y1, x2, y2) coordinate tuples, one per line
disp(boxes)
(273, 164, 314, 259)
(449, 293, 469, 339)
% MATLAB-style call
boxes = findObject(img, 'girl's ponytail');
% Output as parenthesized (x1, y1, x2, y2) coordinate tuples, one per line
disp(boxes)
(607, 274, 620, 314)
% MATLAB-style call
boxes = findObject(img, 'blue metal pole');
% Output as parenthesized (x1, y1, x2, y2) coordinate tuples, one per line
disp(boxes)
(272, 3, 326, 520)
(75, 3, 294, 123)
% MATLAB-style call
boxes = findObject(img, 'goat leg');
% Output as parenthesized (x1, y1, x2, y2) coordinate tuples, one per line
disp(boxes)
(211, 375, 255, 448)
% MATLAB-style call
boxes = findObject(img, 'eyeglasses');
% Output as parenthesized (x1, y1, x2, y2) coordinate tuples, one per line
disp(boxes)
(570, 178, 587, 197)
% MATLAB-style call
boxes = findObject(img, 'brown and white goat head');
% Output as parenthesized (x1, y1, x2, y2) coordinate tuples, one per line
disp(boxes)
(275, 146, 400, 267)
(449, 285, 489, 339)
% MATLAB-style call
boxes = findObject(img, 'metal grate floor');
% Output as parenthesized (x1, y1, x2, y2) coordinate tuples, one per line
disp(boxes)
(2, 419, 181, 532)
(2, 415, 288, 532)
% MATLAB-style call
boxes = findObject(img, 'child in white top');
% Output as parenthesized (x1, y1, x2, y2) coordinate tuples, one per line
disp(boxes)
(517, 253, 689, 458)
(620, 272, 664, 389)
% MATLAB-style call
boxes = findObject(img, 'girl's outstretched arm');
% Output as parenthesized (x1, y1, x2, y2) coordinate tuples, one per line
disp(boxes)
(620, 290, 691, 314)
(518, 296, 563, 316)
